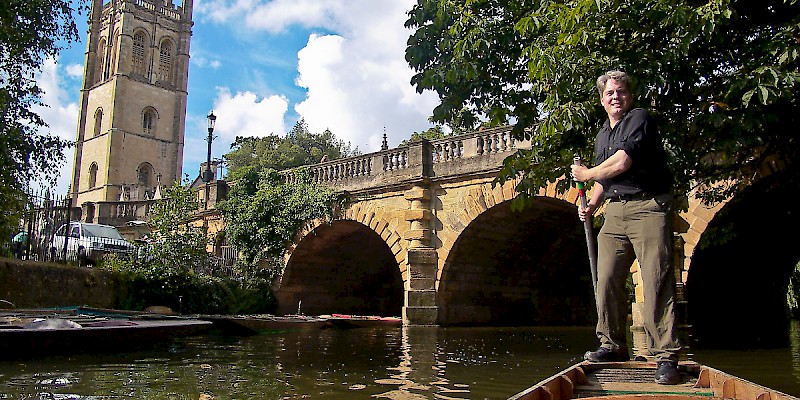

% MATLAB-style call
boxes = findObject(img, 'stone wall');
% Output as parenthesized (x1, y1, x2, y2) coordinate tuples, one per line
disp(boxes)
(0, 258, 121, 309)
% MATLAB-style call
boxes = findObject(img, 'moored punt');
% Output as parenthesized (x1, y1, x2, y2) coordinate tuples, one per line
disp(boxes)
(199, 313, 402, 333)
(322, 314, 403, 329)
(0, 307, 211, 358)
(200, 314, 330, 334)
(509, 361, 798, 400)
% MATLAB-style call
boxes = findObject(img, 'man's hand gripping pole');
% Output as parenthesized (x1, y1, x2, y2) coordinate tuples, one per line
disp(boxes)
(574, 156, 598, 296)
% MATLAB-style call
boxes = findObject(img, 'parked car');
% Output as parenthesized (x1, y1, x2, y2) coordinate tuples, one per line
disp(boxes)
(50, 222, 135, 264)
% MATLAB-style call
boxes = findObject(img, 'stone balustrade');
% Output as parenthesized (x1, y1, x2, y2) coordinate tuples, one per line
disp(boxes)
(282, 125, 530, 192)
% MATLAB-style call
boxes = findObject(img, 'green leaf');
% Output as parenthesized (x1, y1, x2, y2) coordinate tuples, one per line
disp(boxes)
(758, 85, 769, 105)
(742, 89, 756, 108)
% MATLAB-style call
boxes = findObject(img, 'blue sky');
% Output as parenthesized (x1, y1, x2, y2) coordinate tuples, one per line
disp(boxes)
(35, 0, 440, 195)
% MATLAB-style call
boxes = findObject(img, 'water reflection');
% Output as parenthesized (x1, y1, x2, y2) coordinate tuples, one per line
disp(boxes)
(1, 324, 799, 399)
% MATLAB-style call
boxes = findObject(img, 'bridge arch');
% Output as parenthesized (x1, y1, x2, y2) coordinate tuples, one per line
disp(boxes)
(684, 171, 800, 348)
(425, 177, 594, 326)
(276, 219, 405, 317)
(437, 196, 594, 326)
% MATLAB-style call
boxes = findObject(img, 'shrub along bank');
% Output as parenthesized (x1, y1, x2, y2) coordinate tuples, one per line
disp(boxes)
(0, 257, 275, 315)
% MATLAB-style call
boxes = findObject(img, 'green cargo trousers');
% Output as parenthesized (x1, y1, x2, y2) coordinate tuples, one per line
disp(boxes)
(595, 194, 680, 362)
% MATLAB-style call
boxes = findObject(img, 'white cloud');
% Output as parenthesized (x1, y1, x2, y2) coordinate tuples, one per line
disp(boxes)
(191, 54, 222, 70)
(30, 58, 80, 196)
(292, 2, 440, 150)
(65, 64, 84, 78)
(212, 87, 289, 141)
(245, 0, 341, 33)
(197, 0, 440, 151)
(201, 0, 340, 33)
(198, 0, 258, 25)
(181, 87, 289, 173)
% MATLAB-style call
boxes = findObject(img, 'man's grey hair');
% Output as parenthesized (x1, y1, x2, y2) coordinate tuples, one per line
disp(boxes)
(596, 70, 631, 95)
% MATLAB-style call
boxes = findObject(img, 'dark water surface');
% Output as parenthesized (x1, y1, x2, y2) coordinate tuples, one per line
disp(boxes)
(1, 322, 799, 399)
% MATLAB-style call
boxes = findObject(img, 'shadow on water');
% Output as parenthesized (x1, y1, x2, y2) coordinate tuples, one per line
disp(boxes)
(1, 323, 799, 398)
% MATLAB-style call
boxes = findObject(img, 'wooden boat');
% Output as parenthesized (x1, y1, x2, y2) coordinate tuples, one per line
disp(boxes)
(200, 314, 330, 334)
(509, 360, 798, 400)
(200, 313, 402, 334)
(322, 313, 403, 329)
(0, 306, 212, 358)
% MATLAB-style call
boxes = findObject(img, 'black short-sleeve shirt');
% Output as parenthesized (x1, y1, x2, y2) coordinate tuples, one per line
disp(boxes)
(593, 108, 673, 198)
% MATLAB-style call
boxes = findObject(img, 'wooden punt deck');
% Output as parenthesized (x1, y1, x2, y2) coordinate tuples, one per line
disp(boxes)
(509, 361, 798, 400)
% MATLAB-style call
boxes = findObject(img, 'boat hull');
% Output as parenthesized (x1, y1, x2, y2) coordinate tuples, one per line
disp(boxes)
(509, 361, 798, 400)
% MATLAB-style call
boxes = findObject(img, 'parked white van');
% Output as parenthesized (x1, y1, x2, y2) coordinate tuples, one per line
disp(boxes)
(50, 222, 135, 264)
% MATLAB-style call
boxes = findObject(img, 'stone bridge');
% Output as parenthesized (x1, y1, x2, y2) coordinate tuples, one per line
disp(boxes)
(272, 126, 772, 331)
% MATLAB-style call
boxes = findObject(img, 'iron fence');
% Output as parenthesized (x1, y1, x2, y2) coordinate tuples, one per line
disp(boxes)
(4, 189, 76, 263)
(3, 189, 242, 277)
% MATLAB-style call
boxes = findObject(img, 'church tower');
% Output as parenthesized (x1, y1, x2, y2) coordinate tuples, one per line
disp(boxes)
(70, 0, 193, 213)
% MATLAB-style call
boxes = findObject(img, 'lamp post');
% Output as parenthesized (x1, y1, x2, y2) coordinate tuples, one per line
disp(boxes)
(203, 111, 216, 211)
(203, 111, 217, 183)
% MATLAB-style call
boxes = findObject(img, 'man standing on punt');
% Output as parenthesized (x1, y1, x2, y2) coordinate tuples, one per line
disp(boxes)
(571, 70, 681, 385)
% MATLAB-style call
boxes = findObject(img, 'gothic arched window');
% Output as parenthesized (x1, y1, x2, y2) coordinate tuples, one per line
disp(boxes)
(132, 31, 147, 76)
(95, 38, 106, 84)
(88, 163, 99, 189)
(142, 108, 157, 135)
(158, 39, 173, 83)
(93, 108, 103, 137)
(137, 163, 154, 187)
(108, 31, 119, 78)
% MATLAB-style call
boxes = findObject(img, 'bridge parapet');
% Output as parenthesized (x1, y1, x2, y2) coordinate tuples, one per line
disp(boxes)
(283, 125, 531, 192)
(430, 126, 527, 164)
(430, 126, 531, 180)
(282, 143, 425, 193)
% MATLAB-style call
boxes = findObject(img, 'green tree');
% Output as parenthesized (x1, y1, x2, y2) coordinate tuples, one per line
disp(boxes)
(399, 125, 449, 147)
(145, 181, 211, 271)
(217, 166, 342, 277)
(1, 0, 83, 238)
(405, 0, 800, 207)
(224, 119, 360, 176)
(104, 181, 275, 314)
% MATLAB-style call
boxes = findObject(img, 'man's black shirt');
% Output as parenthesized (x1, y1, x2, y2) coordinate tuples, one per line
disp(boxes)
(593, 108, 673, 198)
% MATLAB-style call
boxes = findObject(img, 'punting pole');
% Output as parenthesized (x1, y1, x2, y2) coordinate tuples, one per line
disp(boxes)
(574, 156, 598, 296)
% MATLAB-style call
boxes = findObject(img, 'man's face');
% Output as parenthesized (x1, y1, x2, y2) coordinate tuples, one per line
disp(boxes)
(600, 79, 632, 122)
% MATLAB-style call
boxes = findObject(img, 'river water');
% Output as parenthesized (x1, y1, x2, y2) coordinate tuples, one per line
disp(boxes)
(2, 322, 799, 399)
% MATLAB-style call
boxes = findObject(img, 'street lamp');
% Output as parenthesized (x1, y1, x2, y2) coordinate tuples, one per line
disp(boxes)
(203, 111, 217, 183)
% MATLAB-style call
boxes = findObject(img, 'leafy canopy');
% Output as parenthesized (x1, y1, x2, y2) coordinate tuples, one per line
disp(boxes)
(224, 119, 360, 177)
(217, 166, 342, 276)
(405, 0, 800, 206)
(1, 0, 83, 236)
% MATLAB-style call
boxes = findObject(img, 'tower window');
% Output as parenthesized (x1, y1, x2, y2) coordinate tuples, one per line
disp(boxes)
(158, 40, 173, 83)
(132, 31, 146, 76)
(137, 163, 154, 187)
(142, 108, 157, 135)
(95, 38, 106, 84)
(108, 31, 119, 78)
(88, 163, 99, 189)
(93, 108, 103, 137)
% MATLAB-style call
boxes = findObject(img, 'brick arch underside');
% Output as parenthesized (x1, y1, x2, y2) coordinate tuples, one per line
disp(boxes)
(686, 170, 800, 348)
(437, 197, 596, 326)
(276, 220, 404, 317)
